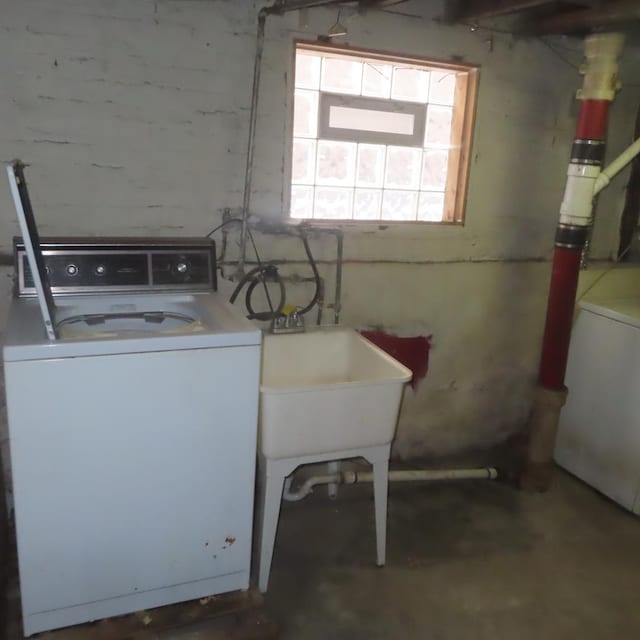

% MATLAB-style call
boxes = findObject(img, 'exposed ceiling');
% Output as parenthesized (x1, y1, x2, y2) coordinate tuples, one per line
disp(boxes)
(444, 0, 640, 36)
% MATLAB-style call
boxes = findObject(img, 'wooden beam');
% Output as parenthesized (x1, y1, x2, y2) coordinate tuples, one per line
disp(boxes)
(533, 0, 640, 34)
(447, 0, 564, 22)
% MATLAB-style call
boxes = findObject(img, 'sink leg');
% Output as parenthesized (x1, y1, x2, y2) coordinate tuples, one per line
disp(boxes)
(327, 460, 340, 499)
(370, 445, 391, 567)
(258, 460, 286, 593)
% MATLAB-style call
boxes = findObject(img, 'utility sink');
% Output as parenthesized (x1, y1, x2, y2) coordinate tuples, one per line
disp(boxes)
(259, 326, 412, 459)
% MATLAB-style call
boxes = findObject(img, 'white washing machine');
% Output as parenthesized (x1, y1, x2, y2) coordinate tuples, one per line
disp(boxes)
(3, 163, 262, 635)
(555, 298, 640, 515)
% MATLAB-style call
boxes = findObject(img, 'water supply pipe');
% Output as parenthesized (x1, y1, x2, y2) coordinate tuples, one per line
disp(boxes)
(593, 136, 640, 195)
(520, 33, 625, 491)
(283, 467, 499, 502)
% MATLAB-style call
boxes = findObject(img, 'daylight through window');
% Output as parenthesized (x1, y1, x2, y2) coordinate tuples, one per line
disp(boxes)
(290, 43, 478, 223)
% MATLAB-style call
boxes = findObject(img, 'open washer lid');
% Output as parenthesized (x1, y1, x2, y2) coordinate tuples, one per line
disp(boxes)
(7, 161, 58, 340)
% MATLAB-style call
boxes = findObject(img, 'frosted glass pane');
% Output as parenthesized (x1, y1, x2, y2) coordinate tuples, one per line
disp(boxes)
(329, 105, 414, 135)
(421, 149, 448, 190)
(293, 89, 318, 138)
(316, 140, 356, 187)
(418, 191, 445, 221)
(291, 186, 314, 219)
(429, 71, 456, 106)
(385, 146, 421, 189)
(362, 63, 392, 98)
(292, 138, 316, 184)
(392, 67, 429, 103)
(381, 190, 418, 220)
(314, 187, 353, 219)
(425, 105, 453, 146)
(295, 53, 321, 90)
(353, 189, 382, 220)
(356, 144, 385, 188)
(321, 58, 362, 95)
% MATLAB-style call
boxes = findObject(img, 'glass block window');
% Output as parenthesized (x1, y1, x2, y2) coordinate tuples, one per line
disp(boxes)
(290, 43, 478, 224)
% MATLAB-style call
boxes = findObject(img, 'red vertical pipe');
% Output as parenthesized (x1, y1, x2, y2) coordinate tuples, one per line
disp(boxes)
(575, 100, 610, 140)
(537, 100, 610, 391)
(538, 247, 583, 389)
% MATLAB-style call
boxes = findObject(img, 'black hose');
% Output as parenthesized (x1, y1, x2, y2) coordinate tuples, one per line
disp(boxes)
(297, 234, 321, 316)
(229, 264, 285, 321)
(245, 277, 286, 321)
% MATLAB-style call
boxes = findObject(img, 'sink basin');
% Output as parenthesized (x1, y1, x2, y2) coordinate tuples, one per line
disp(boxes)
(259, 326, 412, 459)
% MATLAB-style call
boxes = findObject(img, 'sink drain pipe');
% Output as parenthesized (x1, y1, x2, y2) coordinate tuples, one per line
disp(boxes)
(283, 467, 499, 502)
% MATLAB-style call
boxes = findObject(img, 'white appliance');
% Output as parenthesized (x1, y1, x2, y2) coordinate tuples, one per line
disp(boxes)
(555, 298, 640, 515)
(2, 163, 262, 636)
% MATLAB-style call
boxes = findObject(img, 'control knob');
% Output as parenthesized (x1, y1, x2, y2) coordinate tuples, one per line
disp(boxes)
(65, 263, 79, 277)
(94, 264, 106, 276)
(176, 261, 189, 274)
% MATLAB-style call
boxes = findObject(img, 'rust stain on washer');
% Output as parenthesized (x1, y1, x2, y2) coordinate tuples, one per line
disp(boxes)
(225, 536, 236, 545)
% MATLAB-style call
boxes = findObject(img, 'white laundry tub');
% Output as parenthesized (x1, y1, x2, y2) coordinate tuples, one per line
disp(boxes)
(259, 326, 412, 459)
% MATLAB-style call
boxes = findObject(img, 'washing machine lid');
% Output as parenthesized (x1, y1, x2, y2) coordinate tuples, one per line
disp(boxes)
(7, 161, 58, 340)
(580, 298, 640, 329)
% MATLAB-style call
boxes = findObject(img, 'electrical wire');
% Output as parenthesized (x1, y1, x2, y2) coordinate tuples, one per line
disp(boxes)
(539, 37, 580, 71)
(205, 217, 243, 238)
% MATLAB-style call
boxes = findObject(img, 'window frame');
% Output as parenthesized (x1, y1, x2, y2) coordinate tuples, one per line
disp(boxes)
(287, 40, 479, 226)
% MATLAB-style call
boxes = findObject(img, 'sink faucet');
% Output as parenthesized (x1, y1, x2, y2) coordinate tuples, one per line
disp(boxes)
(271, 307, 305, 334)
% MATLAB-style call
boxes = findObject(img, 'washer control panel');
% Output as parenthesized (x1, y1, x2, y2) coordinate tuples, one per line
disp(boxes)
(15, 237, 217, 296)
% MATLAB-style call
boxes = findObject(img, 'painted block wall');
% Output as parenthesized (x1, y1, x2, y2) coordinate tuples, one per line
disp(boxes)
(1, 0, 640, 503)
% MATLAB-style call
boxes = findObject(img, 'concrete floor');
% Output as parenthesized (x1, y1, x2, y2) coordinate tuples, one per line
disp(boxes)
(3, 468, 639, 639)
(263, 469, 640, 640)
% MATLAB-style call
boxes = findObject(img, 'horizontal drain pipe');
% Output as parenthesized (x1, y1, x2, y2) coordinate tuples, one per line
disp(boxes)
(283, 467, 499, 502)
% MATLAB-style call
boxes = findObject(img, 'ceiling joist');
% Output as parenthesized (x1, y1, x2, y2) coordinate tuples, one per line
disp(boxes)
(531, 0, 640, 34)
(446, 0, 567, 22)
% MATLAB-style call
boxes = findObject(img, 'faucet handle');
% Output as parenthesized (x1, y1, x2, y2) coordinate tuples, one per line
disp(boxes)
(289, 308, 304, 328)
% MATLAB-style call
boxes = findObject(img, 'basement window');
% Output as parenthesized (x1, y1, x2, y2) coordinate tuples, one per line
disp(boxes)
(290, 42, 478, 223)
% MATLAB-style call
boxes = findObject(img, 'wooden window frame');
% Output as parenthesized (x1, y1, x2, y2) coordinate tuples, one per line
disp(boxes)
(291, 40, 479, 225)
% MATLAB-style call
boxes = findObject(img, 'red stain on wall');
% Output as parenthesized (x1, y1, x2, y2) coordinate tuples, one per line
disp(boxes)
(360, 331, 432, 389)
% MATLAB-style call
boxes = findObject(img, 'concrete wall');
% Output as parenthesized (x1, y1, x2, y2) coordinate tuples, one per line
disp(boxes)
(1, 0, 640, 502)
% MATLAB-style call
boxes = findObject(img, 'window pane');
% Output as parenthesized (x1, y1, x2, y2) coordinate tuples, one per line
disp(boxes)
(421, 149, 448, 190)
(356, 144, 385, 188)
(292, 138, 316, 184)
(381, 190, 418, 220)
(314, 187, 353, 219)
(291, 186, 314, 219)
(425, 105, 453, 146)
(354, 189, 382, 220)
(329, 105, 414, 135)
(362, 63, 392, 98)
(295, 53, 321, 90)
(316, 140, 356, 187)
(418, 191, 445, 221)
(385, 146, 421, 189)
(293, 89, 318, 138)
(321, 57, 362, 95)
(392, 67, 429, 103)
(429, 71, 456, 106)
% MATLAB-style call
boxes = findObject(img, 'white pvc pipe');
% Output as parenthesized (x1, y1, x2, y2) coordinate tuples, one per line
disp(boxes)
(282, 467, 499, 502)
(593, 136, 640, 195)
